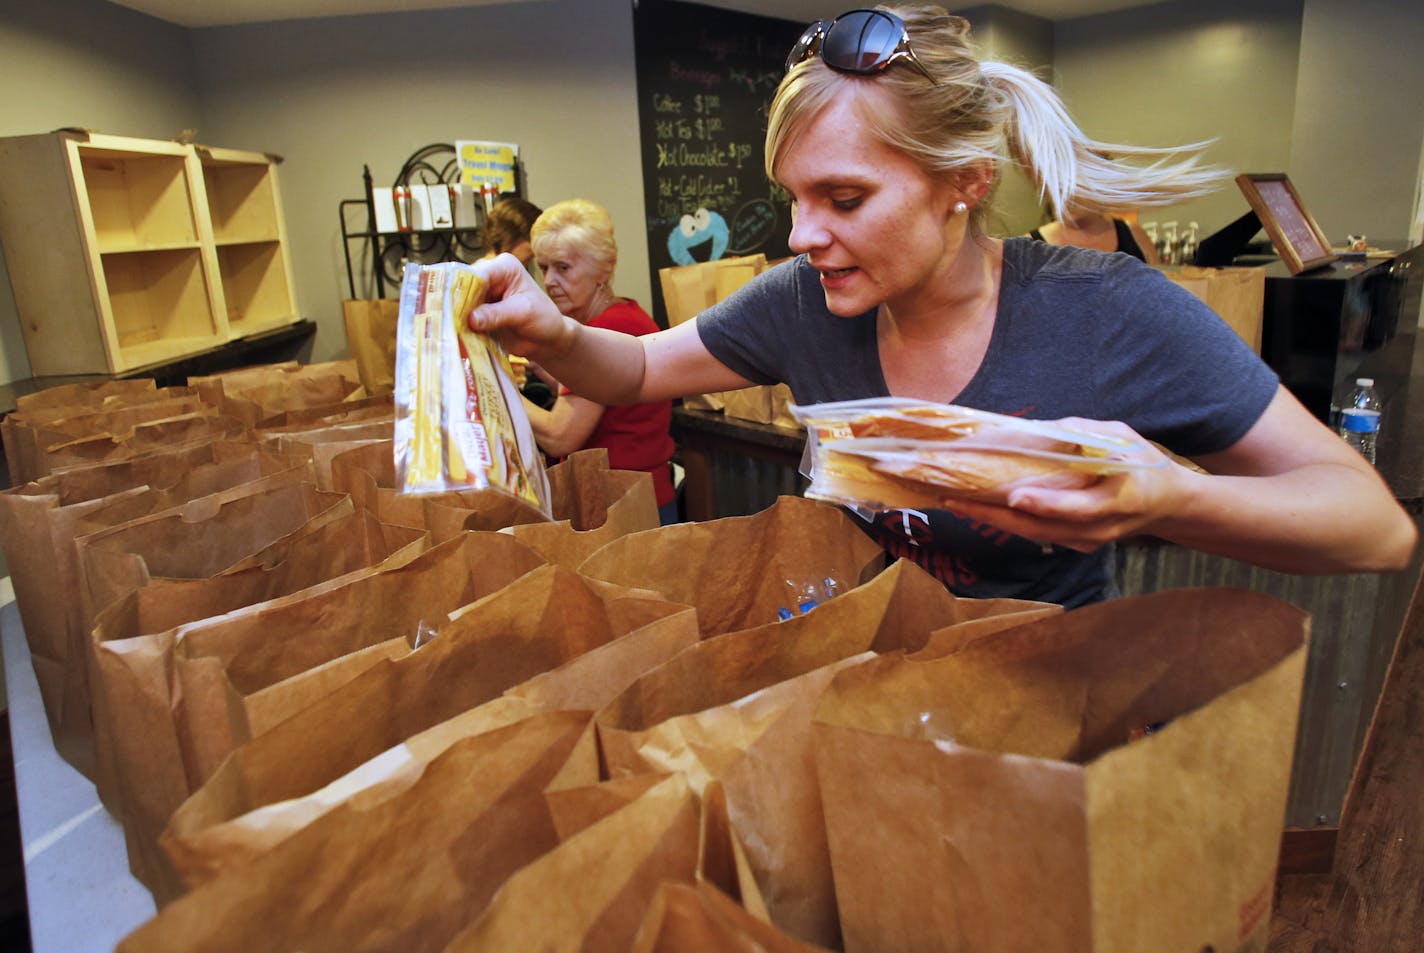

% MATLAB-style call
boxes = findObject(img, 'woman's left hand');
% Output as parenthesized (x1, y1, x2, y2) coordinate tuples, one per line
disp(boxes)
(946, 389, 1417, 575)
(941, 417, 1186, 552)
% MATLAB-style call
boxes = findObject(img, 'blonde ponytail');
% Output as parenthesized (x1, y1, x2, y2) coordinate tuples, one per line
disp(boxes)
(982, 61, 1228, 216)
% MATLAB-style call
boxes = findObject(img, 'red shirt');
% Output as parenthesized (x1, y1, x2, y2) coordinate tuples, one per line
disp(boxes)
(561, 300, 676, 505)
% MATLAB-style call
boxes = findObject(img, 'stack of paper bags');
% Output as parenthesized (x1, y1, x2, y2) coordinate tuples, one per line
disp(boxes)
(657, 254, 799, 428)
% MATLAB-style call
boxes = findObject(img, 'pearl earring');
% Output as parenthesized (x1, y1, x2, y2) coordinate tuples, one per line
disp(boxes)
(954, 201, 969, 215)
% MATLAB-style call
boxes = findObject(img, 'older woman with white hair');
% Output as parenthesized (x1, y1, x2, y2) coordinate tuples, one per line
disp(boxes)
(519, 198, 678, 524)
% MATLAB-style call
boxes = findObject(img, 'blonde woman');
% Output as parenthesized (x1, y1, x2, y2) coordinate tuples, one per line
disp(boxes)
(519, 199, 678, 523)
(470, 5, 1414, 605)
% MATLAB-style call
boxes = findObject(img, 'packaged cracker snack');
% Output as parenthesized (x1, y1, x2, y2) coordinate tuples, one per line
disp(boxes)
(791, 397, 1163, 512)
(393, 262, 552, 515)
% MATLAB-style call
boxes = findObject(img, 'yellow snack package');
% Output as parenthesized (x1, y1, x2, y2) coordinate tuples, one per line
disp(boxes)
(393, 261, 552, 515)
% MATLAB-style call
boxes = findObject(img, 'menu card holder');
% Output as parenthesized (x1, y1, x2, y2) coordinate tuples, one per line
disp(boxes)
(1235, 173, 1337, 275)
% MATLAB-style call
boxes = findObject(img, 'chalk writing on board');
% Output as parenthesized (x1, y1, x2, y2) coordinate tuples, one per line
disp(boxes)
(635, 0, 801, 322)
(729, 198, 778, 255)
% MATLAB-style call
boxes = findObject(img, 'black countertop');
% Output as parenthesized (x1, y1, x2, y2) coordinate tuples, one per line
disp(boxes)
(673, 406, 806, 454)
(0, 319, 316, 417)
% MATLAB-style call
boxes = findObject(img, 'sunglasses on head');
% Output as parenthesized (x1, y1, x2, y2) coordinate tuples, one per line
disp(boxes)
(786, 8, 937, 84)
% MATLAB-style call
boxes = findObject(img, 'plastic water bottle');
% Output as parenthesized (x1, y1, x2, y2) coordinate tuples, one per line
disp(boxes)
(1338, 377, 1382, 464)
(778, 576, 845, 620)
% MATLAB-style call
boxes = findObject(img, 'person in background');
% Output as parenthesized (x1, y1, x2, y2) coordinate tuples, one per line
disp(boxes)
(1027, 209, 1161, 264)
(479, 196, 552, 407)
(519, 198, 679, 524)
(468, 4, 1415, 606)
(481, 195, 543, 266)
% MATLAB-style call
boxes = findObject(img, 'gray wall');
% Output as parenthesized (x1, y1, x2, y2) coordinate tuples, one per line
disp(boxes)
(1053, 0, 1305, 243)
(1290, 0, 1424, 245)
(188, 0, 647, 366)
(0, 0, 200, 382)
(1053, 0, 1424, 249)
(2, 0, 1423, 385)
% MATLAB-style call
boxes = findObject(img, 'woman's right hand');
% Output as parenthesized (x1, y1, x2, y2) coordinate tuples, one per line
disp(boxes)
(469, 253, 577, 361)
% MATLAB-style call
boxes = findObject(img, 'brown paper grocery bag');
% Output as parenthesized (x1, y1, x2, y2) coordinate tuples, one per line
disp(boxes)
(26, 394, 212, 444)
(187, 359, 359, 398)
(342, 297, 401, 396)
(1159, 264, 1266, 353)
(170, 528, 544, 777)
(601, 654, 866, 948)
(658, 255, 767, 328)
(0, 443, 314, 778)
(579, 495, 886, 637)
(77, 480, 351, 635)
(0, 378, 141, 482)
(82, 487, 413, 797)
(9, 377, 157, 412)
(813, 587, 1309, 953)
(544, 772, 675, 841)
(37, 438, 304, 504)
(260, 418, 393, 491)
(0, 483, 145, 774)
(93, 508, 427, 648)
(1, 383, 199, 484)
(160, 565, 697, 890)
(253, 392, 393, 431)
(631, 881, 834, 953)
(541, 772, 771, 922)
(329, 438, 549, 533)
(721, 383, 801, 429)
(40, 413, 248, 474)
(117, 710, 592, 953)
(597, 558, 1050, 947)
(191, 360, 366, 427)
(91, 530, 547, 901)
(424, 448, 655, 553)
(443, 772, 701, 953)
(15, 395, 214, 481)
(658, 254, 768, 411)
(508, 448, 660, 567)
(159, 694, 542, 891)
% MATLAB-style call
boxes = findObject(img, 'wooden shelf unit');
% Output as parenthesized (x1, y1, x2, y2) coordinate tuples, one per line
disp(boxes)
(0, 131, 301, 377)
(198, 145, 299, 339)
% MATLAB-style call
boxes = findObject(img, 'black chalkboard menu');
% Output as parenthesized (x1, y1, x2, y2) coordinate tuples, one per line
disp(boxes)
(633, 0, 804, 326)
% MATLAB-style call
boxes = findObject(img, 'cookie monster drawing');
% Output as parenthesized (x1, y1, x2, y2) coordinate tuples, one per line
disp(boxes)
(667, 207, 728, 265)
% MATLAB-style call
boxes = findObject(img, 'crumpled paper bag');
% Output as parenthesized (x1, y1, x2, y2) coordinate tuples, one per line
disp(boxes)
(115, 710, 592, 953)
(813, 587, 1309, 953)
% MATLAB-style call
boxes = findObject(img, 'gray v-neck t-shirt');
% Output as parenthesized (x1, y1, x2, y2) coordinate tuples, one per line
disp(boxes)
(695, 237, 1277, 607)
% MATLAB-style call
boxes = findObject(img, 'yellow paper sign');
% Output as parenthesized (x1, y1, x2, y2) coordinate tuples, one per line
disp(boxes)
(456, 140, 519, 192)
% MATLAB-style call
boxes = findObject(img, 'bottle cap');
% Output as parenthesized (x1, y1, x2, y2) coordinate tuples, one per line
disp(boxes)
(1357, 378, 1374, 386)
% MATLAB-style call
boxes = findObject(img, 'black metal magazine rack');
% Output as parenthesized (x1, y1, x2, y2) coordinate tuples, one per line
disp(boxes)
(339, 142, 524, 299)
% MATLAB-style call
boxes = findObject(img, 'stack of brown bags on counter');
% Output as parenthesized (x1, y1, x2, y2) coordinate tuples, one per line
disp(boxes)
(659, 255, 800, 429)
(1, 363, 1312, 951)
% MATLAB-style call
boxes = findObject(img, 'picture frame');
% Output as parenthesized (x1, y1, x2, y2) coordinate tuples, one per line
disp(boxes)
(1235, 173, 1337, 275)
